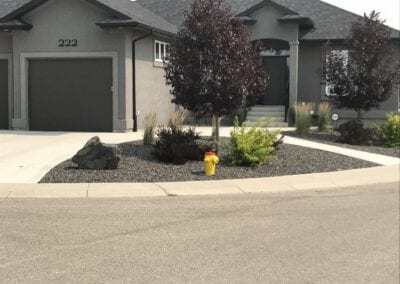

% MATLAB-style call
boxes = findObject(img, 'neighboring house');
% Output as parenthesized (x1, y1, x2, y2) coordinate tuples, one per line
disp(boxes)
(0, 0, 399, 132)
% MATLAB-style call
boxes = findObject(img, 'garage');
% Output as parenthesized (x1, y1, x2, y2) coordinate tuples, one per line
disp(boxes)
(29, 58, 113, 132)
(0, 59, 8, 130)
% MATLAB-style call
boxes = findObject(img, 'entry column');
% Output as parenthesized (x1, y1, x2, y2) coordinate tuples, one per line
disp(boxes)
(289, 40, 299, 107)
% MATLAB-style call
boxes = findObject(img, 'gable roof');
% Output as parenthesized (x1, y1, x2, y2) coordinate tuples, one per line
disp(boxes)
(0, 0, 177, 35)
(136, 0, 399, 40)
(1, 0, 398, 39)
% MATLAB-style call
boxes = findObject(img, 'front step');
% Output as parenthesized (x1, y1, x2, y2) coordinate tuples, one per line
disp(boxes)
(246, 121, 289, 128)
(246, 116, 286, 122)
(246, 105, 287, 127)
(250, 105, 285, 112)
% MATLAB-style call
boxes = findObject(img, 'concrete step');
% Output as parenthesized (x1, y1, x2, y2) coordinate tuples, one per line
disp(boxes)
(246, 121, 289, 128)
(247, 111, 286, 117)
(246, 116, 286, 123)
(250, 105, 285, 112)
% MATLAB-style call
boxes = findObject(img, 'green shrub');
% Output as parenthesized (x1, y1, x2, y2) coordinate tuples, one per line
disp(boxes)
(143, 112, 157, 146)
(295, 103, 314, 135)
(317, 102, 331, 132)
(226, 118, 281, 167)
(379, 113, 400, 148)
(153, 127, 201, 164)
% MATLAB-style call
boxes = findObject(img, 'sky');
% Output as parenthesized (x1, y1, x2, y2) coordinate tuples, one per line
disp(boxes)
(323, 0, 400, 29)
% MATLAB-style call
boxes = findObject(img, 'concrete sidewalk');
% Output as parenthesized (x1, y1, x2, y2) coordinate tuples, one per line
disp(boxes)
(284, 136, 400, 166)
(1, 165, 398, 199)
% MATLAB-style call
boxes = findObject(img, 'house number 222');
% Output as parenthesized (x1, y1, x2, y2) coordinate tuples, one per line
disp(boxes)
(58, 39, 78, 47)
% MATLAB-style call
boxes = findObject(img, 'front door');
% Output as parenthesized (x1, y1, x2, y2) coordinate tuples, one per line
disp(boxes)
(262, 57, 289, 106)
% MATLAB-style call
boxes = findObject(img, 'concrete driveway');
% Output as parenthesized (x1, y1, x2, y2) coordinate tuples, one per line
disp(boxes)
(0, 130, 142, 183)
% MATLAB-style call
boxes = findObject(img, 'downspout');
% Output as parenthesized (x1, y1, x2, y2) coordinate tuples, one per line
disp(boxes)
(132, 31, 152, 131)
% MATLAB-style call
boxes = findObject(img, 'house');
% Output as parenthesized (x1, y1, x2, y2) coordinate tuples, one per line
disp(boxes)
(0, 0, 399, 132)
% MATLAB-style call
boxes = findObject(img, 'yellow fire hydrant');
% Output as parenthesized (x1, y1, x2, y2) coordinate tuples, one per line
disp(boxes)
(204, 152, 219, 176)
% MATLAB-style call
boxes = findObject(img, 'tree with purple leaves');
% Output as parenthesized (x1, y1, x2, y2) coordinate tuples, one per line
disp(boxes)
(324, 11, 399, 120)
(165, 0, 268, 146)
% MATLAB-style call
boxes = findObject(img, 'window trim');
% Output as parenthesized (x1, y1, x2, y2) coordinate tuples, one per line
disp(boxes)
(154, 40, 170, 63)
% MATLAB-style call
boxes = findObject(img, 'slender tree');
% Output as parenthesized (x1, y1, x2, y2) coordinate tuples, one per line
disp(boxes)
(324, 11, 399, 120)
(165, 0, 268, 146)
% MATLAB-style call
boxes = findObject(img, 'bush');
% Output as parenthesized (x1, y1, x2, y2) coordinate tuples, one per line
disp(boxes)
(317, 102, 331, 132)
(143, 113, 157, 146)
(226, 118, 282, 167)
(379, 113, 400, 148)
(295, 103, 314, 135)
(153, 127, 201, 164)
(338, 119, 379, 145)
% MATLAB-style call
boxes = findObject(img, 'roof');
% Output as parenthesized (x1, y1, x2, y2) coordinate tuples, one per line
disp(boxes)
(0, 18, 32, 30)
(136, 0, 400, 40)
(277, 15, 315, 29)
(0, 0, 177, 35)
(0, 0, 398, 40)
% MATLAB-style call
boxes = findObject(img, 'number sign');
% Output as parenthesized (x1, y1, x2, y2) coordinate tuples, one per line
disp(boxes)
(58, 39, 78, 47)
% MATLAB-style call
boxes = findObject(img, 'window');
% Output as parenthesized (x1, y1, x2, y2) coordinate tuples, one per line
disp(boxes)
(325, 50, 349, 96)
(154, 40, 170, 62)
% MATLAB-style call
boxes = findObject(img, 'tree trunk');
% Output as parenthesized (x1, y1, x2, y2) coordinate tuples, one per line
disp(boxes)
(212, 115, 221, 153)
(356, 110, 363, 121)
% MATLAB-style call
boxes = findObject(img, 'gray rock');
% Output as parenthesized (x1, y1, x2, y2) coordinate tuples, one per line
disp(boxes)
(72, 137, 121, 170)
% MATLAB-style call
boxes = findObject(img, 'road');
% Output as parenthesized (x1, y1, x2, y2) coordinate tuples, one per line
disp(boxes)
(0, 183, 399, 283)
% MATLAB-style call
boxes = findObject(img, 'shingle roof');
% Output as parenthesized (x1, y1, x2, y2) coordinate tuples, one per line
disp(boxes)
(95, 0, 177, 35)
(0, 0, 398, 39)
(136, 0, 400, 40)
(0, 0, 30, 19)
(0, 0, 177, 35)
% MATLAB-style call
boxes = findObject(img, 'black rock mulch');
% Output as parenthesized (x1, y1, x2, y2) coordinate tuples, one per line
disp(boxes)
(40, 141, 378, 184)
(282, 131, 400, 158)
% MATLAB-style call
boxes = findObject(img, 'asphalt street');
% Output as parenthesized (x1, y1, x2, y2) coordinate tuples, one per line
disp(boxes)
(0, 183, 399, 283)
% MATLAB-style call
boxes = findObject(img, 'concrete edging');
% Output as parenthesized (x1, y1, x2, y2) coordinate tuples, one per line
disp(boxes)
(1, 165, 398, 199)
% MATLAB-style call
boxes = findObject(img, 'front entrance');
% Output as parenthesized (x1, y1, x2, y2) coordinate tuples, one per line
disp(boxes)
(261, 56, 289, 106)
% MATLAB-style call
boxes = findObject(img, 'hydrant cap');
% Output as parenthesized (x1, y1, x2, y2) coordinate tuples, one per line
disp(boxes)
(205, 152, 216, 156)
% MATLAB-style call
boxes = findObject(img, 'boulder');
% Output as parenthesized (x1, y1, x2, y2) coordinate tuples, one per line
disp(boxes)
(72, 136, 121, 170)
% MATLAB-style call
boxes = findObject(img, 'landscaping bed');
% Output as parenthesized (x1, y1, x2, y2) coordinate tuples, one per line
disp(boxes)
(282, 131, 400, 158)
(40, 140, 377, 183)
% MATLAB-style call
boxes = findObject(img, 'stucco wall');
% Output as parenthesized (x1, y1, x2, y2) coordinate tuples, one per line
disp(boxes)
(0, 34, 12, 53)
(298, 41, 322, 104)
(298, 40, 399, 120)
(247, 5, 298, 42)
(10, 0, 131, 130)
(134, 35, 175, 129)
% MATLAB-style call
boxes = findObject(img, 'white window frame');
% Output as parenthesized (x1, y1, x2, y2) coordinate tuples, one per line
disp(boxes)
(154, 40, 170, 63)
(325, 49, 349, 96)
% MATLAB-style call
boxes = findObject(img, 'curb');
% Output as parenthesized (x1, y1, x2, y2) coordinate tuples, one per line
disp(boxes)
(1, 165, 399, 199)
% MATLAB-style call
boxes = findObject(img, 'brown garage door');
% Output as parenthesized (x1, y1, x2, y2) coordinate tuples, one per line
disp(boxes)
(29, 59, 113, 132)
(0, 59, 8, 130)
